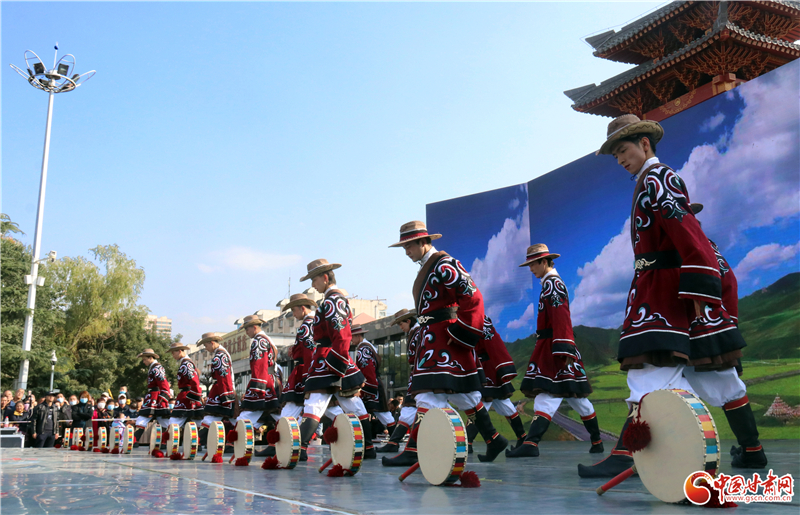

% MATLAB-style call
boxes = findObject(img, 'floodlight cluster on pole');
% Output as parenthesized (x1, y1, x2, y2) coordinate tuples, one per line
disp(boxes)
(9, 45, 95, 391)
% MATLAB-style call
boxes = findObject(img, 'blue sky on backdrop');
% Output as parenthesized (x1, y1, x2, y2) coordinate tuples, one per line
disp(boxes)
(3, 1, 743, 343)
(429, 60, 799, 341)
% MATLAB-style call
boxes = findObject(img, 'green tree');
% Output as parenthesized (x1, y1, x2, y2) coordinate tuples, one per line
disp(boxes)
(1, 213, 24, 237)
(0, 232, 63, 394)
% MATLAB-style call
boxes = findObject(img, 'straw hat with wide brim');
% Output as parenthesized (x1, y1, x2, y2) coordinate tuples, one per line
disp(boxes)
(597, 114, 664, 155)
(390, 308, 417, 326)
(198, 332, 225, 346)
(300, 259, 341, 282)
(241, 314, 265, 329)
(690, 203, 704, 215)
(351, 325, 367, 336)
(136, 348, 159, 359)
(519, 244, 561, 268)
(388, 221, 442, 248)
(282, 293, 317, 311)
(168, 342, 191, 352)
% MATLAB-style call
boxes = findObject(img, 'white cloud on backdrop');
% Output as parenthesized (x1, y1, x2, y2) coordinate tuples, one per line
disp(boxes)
(570, 220, 633, 328)
(734, 242, 800, 282)
(678, 65, 799, 250)
(569, 64, 799, 328)
(507, 302, 535, 330)
(197, 246, 302, 273)
(470, 189, 531, 323)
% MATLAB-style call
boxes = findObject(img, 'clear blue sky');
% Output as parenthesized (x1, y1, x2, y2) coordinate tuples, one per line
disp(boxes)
(2, 1, 667, 342)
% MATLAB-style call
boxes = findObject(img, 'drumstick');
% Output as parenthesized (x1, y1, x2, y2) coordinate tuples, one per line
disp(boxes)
(596, 465, 637, 495)
(229, 455, 236, 464)
(318, 458, 333, 473)
(399, 462, 420, 482)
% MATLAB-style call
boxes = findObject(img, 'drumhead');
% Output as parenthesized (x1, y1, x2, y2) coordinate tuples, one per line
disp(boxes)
(83, 428, 94, 451)
(234, 419, 254, 461)
(207, 421, 226, 456)
(72, 428, 83, 448)
(182, 422, 198, 460)
(123, 426, 134, 454)
(275, 416, 301, 469)
(330, 413, 364, 475)
(167, 424, 181, 455)
(633, 389, 720, 503)
(417, 408, 468, 485)
(149, 423, 163, 453)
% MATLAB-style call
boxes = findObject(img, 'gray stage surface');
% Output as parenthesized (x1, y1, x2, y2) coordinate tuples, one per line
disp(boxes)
(2, 440, 798, 514)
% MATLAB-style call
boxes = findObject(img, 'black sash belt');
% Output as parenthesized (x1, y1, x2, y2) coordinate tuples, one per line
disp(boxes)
(317, 337, 332, 348)
(417, 307, 459, 326)
(536, 328, 553, 340)
(634, 250, 682, 271)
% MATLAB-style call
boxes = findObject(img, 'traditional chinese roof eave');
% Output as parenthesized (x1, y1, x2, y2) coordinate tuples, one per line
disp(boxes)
(591, 1, 696, 61)
(568, 22, 800, 114)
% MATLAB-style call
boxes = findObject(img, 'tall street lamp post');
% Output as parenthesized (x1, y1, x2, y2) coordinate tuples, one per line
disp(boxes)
(9, 45, 95, 391)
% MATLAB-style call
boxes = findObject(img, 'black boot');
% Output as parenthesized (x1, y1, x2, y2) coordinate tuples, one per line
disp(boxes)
(382, 410, 421, 467)
(376, 423, 407, 453)
(506, 414, 549, 458)
(360, 416, 376, 459)
(197, 427, 208, 452)
(466, 421, 479, 454)
(133, 428, 145, 449)
(298, 417, 320, 462)
(255, 445, 276, 457)
(506, 413, 527, 450)
(724, 397, 768, 469)
(582, 414, 604, 453)
(471, 404, 508, 463)
(577, 414, 635, 478)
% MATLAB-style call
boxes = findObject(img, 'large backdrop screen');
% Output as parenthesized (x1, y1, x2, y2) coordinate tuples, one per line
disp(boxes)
(427, 59, 799, 364)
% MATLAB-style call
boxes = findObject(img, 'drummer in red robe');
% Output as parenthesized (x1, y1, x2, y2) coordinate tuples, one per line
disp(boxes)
(383, 221, 508, 466)
(133, 348, 172, 446)
(197, 332, 235, 448)
(257, 293, 318, 458)
(352, 325, 396, 437)
(466, 316, 528, 455)
(297, 259, 374, 461)
(579, 115, 765, 477)
(506, 245, 603, 458)
(167, 342, 204, 428)
(235, 315, 281, 432)
(376, 308, 421, 454)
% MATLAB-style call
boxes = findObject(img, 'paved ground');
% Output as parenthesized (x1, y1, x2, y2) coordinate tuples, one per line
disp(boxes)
(1, 440, 797, 514)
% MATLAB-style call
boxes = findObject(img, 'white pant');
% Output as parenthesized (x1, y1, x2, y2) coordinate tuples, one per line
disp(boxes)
(135, 416, 170, 429)
(484, 398, 517, 417)
(200, 415, 223, 428)
(374, 411, 395, 427)
(626, 363, 746, 407)
(237, 410, 271, 429)
(325, 405, 344, 420)
(398, 406, 417, 426)
(280, 402, 303, 420)
(533, 392, 595, 418)
(167, 417, 187, 428)
(415, 391, 482, 411)
(303, 393, 367, 420)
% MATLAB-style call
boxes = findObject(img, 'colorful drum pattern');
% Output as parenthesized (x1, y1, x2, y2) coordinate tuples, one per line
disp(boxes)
(275, 416, 301, 469)
(83, 428, 94, 451)
(63, 428, 71, 449)
(123, 426, 134, 454)
(72, 428, 83, 449)
(97, 427, 107, 450)
(208, 421, 226, 460)
(167, 424, 181, 456)
(149, 423, 163, 454)
(330, 413, 364, 476)
(234, 419, 255, 464)
(183, 422, 199, 460)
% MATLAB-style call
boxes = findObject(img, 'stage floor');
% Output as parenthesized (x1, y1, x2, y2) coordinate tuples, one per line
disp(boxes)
(1, 440, 798, 514)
